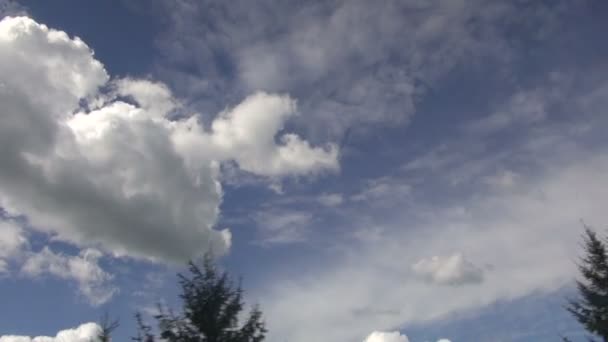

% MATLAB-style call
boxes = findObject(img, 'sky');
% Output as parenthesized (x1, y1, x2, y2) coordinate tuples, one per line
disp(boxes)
(0, 0, 607, 341)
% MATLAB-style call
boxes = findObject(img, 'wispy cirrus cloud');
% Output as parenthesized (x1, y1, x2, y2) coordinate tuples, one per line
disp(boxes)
(254, 63, 608, 341)
(141, 0, 576, 142)
(253, 209, 313, 245)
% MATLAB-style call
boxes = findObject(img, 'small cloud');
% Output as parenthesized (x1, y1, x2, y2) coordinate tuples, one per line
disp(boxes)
(412, 252, 485, 286)
(364, 331, 409, 342)
(0, 219, 27, 260)
(0, 260, 7, 274)
(317, 193, 344, 207)
(465, 78, 569, 136)
(483, 170, 519, 188)
(351, 177, 411, 204)
(21, 247, 118, 306)
(253, 210, 313, 245)
(352, 226, 386, 243)
(402, 144, 456, 172)
(0, 0, 27, 17)
(363, 331, 450, 342)
(269, 182, 284, 194)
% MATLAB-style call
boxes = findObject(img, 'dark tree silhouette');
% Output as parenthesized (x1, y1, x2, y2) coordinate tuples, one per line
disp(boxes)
(98, 312, 119, 342)
(132, 312, 156, 342)
(133, 255, 266, 342)
(566, 227, 608, 341)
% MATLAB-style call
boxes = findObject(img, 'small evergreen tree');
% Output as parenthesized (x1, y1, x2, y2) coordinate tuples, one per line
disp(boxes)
(133, 255, 266, 342)
(566, 227, 608, 341)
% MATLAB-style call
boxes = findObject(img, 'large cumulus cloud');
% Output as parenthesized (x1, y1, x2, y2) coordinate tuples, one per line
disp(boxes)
(0, 16, 338, 263)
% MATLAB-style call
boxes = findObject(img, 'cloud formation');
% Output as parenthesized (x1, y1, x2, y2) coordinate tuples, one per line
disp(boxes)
(170, 92, 338, 177)
(0, 323, 101, 342)
(253, 210, 313, 245)
(21, 247, 117, 306)
(350, 176, 411, 205)
(0, 0, 25, 18)
(363, 331, 450, 342)
(364, 331, 409, 342)
(0, 220, 27, 270)
(412, 253, 485, 286)
(0, 16, 338, 264)
(259, 76, 608, 341)
(317, 193, 344, 207)
(0, 218, 116, 305)
(144, 0, 574, 142)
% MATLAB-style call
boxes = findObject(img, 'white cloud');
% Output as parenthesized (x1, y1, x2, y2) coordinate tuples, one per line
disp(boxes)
(402, 144, 459, 173)
(21, 247, 117, 306)
(350, 176, 411, 205)
(149, 0, 571, 139)
(466, 91, 548, 134)
(253, 210, 313, 245)
(412, 253, 484, 286)
(0, 220, 26, 259)
(364, 331, 409, 342)
(0, 0, 26, 18)
(465, 75, 568, 135)
(0, 219, 27, 273)
(363, 331, 450, 342)
(0, 322, 101, 342)
(482, 170, 519, 189)
(317, 193, 344, 207)
(171, 92, 339, 177)
(0, 219, 115, 304)
(0, 16, 338, 264)
(0, 218, 115, 305)
(260, 117, 608, 342)
(115, 77, 177, 118)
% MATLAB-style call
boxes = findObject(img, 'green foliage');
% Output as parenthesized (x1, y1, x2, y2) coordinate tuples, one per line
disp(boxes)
(133, 255, 266, 342)
(566, 227, 608, 341)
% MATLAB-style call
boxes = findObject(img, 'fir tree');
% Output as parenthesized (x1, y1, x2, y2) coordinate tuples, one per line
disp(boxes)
(566, 227, 608, 341)
(133, 255, 266, 342)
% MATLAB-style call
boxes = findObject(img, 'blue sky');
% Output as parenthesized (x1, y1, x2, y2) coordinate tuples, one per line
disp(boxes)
(1, 0, 607, 341)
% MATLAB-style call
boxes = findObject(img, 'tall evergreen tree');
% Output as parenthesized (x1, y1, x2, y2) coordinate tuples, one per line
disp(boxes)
(133, 255, 266, 342)
(566, 227, 608, 341)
